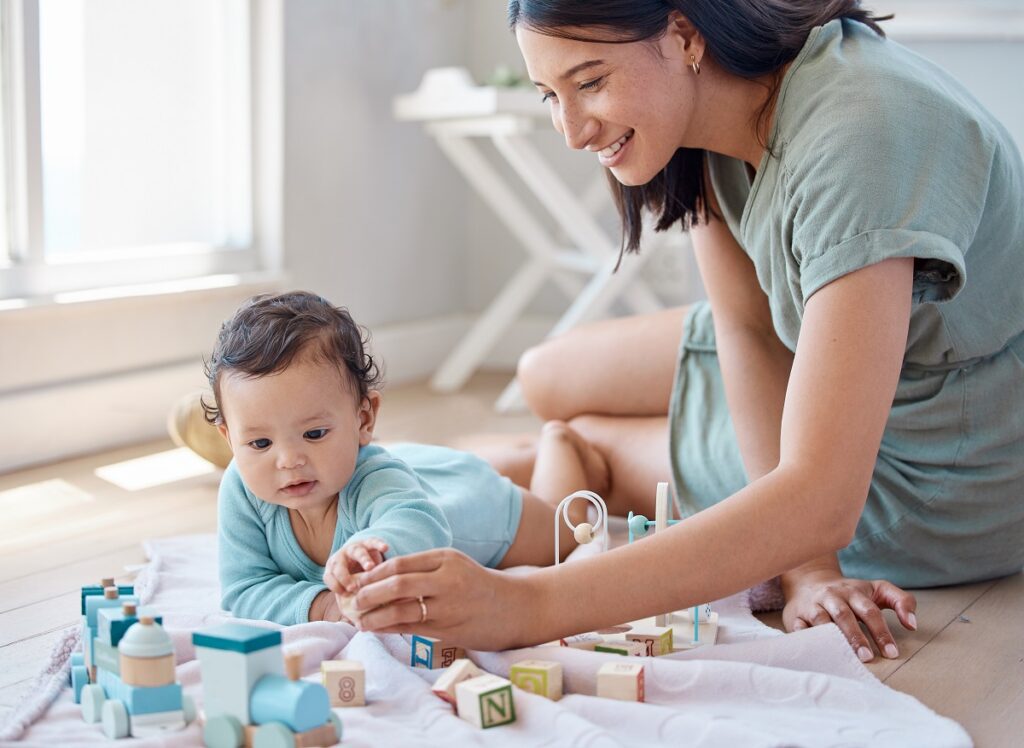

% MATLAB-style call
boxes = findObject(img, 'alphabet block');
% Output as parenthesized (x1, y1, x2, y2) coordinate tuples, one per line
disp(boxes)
(410, 635, 464, 669)
(559, 632, 603, 651)
(594, 640, 644, 657)
(626, 625, 674, 657)
(321, 659, 365, 707)
(596, 661, 645, 702)
(455, 674, 516, 729)
(431, 658, 481, 709)
(509, 659, 562, 701)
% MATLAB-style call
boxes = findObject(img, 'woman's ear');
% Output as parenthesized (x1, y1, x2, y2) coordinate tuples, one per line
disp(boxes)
(359, 390, 382, 446)
(665, 10, 706, 67)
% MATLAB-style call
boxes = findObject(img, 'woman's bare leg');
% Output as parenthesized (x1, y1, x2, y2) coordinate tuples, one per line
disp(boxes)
(458, 306, 688, 484)
(518, 306, 688, 420)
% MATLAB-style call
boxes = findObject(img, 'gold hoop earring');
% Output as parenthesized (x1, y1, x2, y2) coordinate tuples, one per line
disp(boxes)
(690, 54, 701, 75)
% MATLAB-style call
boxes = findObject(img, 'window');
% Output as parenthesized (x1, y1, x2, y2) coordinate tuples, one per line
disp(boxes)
(0, 0, 263, 301)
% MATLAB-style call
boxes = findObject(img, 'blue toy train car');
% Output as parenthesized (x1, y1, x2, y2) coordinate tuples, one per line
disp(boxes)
(192, 623, 343, 748)
(71, 580, 194, 739)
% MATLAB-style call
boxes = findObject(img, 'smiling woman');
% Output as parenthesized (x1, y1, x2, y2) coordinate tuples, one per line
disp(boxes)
(349, 0, 1024, 663)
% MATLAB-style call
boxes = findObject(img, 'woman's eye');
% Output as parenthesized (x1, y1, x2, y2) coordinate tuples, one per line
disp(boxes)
(579, 76, 604, 91)
(305, 428, 328, 440)
(249, 438, 271, 450)
(540, 90, 556, 103)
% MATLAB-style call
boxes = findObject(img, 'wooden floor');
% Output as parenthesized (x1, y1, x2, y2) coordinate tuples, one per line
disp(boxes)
(1, 372, 1020, 746)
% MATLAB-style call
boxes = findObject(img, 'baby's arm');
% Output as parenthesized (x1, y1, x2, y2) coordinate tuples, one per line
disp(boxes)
(341, 460, 453, 559)
(218, 465, 328, 624)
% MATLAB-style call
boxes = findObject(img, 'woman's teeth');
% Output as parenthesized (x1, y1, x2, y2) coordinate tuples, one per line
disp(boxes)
(600, 132, 632, 159)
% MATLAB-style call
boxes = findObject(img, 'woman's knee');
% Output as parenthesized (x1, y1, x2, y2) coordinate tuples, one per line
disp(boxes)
(518, 341, 573, 420)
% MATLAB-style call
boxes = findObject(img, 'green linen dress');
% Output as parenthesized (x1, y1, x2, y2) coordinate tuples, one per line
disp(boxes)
(668, 18, 1024, 586)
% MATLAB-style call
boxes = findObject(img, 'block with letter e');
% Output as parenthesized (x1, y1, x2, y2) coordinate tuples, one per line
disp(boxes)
(410, 635, 465, 669)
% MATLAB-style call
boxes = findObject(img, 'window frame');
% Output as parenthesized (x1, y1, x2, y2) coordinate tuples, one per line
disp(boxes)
(0, 0, 273, 302)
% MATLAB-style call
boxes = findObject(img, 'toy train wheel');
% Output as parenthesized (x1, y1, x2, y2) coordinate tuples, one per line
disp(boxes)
(203, 714, 244, 748)
(71, 664, 90, 703)
(80, 683, 105, 723)
(329, 712, 343, 741)
(101, 699, 129, 739)
(252, 721, 295, 748)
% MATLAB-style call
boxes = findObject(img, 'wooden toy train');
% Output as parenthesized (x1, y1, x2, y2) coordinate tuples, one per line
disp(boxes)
(192, 623, 343, 748)
(72, 580, 195, 739)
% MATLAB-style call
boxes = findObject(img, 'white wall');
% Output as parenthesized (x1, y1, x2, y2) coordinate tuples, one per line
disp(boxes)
(282, 0, 471, 328)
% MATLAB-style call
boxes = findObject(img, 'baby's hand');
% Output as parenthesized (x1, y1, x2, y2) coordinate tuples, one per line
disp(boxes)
(323, 538, 389, 595)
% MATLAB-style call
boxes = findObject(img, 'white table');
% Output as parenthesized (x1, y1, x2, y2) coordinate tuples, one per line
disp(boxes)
(394, 68, 670, 410)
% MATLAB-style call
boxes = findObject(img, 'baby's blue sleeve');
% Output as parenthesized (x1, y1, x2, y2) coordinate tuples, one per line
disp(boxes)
(218, 464, 325, 625)
(343, 458, 453, 557)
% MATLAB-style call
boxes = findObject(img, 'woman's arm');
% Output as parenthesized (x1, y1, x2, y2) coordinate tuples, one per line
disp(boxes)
(692, 208, 916, 659)
(352, 255, 915, 649)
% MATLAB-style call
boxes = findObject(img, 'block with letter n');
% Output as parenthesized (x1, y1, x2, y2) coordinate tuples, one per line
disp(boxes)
(455, 674, 517, 729)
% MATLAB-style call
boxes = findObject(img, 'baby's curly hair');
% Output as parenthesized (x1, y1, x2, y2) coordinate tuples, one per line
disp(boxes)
(202, 291, 383, 425)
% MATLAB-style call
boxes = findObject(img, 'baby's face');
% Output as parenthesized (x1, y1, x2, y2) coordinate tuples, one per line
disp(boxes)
(217, 353, 379, 513)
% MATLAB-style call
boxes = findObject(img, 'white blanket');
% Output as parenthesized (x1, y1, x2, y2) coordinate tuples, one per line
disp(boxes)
(2, 532, 970, 747)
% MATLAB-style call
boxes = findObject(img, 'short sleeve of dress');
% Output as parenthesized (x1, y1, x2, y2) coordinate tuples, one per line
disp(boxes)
(787, 81, 992, 306)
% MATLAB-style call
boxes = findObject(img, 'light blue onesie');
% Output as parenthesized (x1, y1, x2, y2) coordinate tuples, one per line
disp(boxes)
(218, 443, 523, 624)
(669, 19, 1024, 587)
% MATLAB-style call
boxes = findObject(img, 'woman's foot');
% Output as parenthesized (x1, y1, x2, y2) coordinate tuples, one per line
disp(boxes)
(167, 391, 233, 468)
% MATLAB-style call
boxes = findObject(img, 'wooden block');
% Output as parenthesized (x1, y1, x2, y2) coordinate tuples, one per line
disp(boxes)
(594, 640, 644, 657)
(411, 635, 464, 669)
(321, 659, 365, 707)
(92, 638, 121, 675)
(626, 625, 674, 657)
(596, 661, 645, 702)
(509, 659, 562, 701)
(431, 658, 481, 709)
(559, 632, 603, 650)
(455, 674, 516, 729)
(120, 654, 176, 687)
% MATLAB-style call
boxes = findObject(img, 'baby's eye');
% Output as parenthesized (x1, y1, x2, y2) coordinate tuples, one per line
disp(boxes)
(248, 438, 271, 450)
(304, 428, 328, 440)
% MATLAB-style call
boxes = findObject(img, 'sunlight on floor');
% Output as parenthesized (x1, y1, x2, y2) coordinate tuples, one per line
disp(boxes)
(94, 447, 216, 491)
(0, 478, 94, 526)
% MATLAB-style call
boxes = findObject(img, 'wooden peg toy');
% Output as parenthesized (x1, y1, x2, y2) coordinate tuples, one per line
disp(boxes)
(321, 659, 365, 707)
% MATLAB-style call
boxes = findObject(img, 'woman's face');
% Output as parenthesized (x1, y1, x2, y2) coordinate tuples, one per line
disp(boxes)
(516, 24, 696, 186)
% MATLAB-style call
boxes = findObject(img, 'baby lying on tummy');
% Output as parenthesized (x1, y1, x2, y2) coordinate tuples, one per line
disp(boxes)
(206, 291, 605, 624)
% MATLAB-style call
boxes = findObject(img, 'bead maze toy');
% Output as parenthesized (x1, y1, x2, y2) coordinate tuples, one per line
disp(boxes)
(73, 579, 196, 739)
(192, 623, 343, 748)
(549, 482, 719, 654)
(553, 489, 609, 564)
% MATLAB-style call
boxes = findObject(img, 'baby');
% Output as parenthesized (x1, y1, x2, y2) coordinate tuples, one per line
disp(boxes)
(206, 291, 606, 625)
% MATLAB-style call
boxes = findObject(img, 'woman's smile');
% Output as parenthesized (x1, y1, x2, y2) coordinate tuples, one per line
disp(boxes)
(595, 129, 634, 167)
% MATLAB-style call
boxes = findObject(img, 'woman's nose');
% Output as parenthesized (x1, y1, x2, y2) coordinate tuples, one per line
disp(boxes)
(555, 104, 595, 151)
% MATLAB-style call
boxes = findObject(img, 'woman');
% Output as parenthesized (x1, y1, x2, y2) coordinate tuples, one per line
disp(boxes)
(347, 0, 1024, 659)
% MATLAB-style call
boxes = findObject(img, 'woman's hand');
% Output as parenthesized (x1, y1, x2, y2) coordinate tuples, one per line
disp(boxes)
(323, 537, 389, 594)
(782, 564, 917, 662)
(349, 548, 535, 651)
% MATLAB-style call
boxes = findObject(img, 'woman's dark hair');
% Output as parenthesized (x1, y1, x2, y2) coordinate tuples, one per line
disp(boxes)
(202, 291, 383, 425)
(508, 1, 890, 256)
